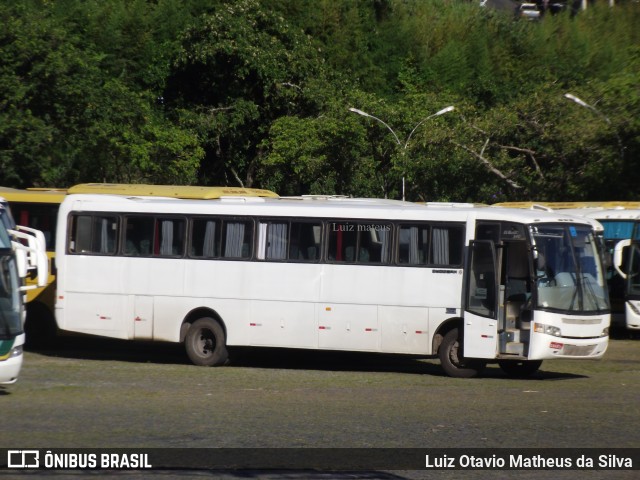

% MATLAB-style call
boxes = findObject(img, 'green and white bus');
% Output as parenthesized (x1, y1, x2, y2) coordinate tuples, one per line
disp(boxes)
(0, 198, 48, 385)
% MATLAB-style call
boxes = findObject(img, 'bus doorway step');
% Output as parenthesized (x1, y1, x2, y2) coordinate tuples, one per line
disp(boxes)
(499, 330, 524, 356)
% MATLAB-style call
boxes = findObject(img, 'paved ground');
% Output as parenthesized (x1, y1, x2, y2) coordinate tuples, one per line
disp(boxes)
(1, 332, 638, 479)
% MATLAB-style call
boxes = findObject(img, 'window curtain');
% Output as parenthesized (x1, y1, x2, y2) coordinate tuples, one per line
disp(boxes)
(267, 223, 288, 260)
(432, 227, 450, 265)
(409, 226, 420, 264)
(203, 220, 217, 257)
(160, 220, 174, 255)
(257, 223, 267, 260)
(225, 222, 245, 257)
(378, 228, 389, 263)
(100, 218, 110, 253)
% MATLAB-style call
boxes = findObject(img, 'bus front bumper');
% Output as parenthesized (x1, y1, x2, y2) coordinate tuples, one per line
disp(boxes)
(528, 333, 609, 360)
(0, 336, 24, 385)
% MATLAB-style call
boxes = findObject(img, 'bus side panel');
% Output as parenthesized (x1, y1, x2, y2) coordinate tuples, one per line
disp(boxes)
(319, 265, 463, 354)
(248, 300, 317, 348)
(152, 296, 252, 344)
(59, 292, 129, 339)
(59, 255, 182, 339)
(182, 261, 322, 347)
(318, 303, 379, 351)
(379, 306, 429, 354)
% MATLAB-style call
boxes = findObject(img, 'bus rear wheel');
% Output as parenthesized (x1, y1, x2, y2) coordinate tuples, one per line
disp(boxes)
(185, 317, 228, 366)
(498, 360, 542, 378)
(438, 328, 485, 378)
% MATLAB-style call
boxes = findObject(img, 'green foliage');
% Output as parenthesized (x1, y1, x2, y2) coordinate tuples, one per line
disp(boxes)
(0, 0, 638, 203)
(169, 0, 328, 186)
(0, 0, 204, 187)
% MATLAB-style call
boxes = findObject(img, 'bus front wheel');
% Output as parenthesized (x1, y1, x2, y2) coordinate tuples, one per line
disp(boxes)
(498, 360, 542, 378)
(185, 317, 228, 366)
(438, 328, 485, 378)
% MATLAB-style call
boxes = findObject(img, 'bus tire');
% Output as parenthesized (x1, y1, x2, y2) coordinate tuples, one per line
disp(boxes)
(498, 360, 542, 378)
(438, 328, 485, 378)
(185, 317, 228, 366)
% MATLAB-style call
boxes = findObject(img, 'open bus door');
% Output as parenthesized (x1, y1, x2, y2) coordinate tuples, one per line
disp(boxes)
(463, 240, 499, 359)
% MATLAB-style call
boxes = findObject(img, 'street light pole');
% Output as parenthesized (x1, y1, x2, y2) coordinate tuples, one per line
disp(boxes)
(349, 106, 455, 201)
(564, 93, 611, 125)
(564, 92, 623, 161)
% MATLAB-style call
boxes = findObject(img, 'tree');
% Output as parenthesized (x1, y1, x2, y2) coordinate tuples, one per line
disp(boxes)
(0, 1, 204, 187)
(168, 0, 328, 187)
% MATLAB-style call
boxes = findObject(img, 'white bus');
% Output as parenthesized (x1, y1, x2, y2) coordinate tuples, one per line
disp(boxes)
(0, 198, 48, 386)
(595, 208, 640, 331)
(54, 194, 610, 378)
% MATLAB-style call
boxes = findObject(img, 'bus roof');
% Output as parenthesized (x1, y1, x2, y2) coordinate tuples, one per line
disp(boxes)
(493, 201, 640, 210)
(583, 208, 640, 221)
(0, 187, 67, 203)
(60, 193, 598, 228)
(67, 183, 279, 199)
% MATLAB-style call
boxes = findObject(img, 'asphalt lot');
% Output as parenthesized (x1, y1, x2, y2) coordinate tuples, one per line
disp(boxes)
(1, 331, 639, 479)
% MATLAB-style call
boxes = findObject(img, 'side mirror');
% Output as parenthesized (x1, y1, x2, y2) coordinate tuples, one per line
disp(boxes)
(613, 239, 631, 279)
(9, 226, 49, 288)
(14, 248, 28, 280)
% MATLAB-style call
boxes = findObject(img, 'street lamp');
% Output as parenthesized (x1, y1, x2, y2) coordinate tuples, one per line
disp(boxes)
(349, 105, 455, 200)
(564, 93, 611, 125)
(564, 92, 623, 161)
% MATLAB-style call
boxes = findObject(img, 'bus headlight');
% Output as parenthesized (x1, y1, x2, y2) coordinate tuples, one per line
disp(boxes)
(601, 327, 609, 337)
(10, 345, 23, 358)
(533, 323, 562, 337)
(629, 302, 640, 316)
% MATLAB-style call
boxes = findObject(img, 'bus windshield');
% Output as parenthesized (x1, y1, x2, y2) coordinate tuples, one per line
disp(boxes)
(0, 251, 22, 339)
(532, 224, 609, 313)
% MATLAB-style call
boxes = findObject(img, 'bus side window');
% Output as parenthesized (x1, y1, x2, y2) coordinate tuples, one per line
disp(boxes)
(221, 220, 253, 259)
(266, 222, 288, 260)
(398, 224, 429, 265)
(191, 218, 220, 258)
(70, 215, 92, 253)
(70, 214, 118, 255)
(92, 216, 118, 254)
(432, 225, 464, 266)
(156, 218, 185, 256)
(288, 222, 321, 261)
(124, 217, 154, 256)
(358, 224, 390, 264)
(328, 223, 357, 263)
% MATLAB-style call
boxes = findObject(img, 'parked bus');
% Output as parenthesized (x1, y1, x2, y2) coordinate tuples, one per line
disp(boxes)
(494, 201, 640, 331)
(0, 197, 48, 385)
(0, 184, 278, 344)
(0, 187, 68, 343)
(54, 194, 610, 378)
(613, 231, 640, 332)
(599, 208, 640, 331)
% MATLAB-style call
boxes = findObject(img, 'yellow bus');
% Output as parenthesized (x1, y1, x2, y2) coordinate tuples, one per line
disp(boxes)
(0, 184, 278, 344)
(66, 183, 278, 199)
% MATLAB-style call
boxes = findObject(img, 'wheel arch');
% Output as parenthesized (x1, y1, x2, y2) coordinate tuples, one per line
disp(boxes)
(432, 317, 463, 355)
(179, 307, 226, 343)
